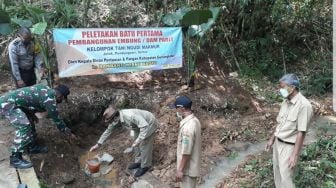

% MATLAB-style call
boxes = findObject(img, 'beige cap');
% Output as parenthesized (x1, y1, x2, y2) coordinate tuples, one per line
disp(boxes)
(103, 106, 117, 122)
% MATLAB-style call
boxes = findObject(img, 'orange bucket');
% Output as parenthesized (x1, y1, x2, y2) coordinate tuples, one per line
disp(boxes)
(86, 158, 101, 173)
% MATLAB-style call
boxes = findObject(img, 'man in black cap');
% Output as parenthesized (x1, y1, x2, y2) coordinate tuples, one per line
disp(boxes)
(172, 96, 202, 188)
(0, 84, 76, 169)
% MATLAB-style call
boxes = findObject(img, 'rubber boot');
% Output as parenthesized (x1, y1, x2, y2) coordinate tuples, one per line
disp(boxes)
(10, 152, 33, 169)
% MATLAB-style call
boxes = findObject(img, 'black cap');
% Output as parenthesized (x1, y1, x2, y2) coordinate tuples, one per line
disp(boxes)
(55, 84, 70, 99)
(172, 96, 192, 108)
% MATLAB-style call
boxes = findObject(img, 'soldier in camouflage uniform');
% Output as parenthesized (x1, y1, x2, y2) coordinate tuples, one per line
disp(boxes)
(8, 27, 44, 88)
(0, 84, 75, 169)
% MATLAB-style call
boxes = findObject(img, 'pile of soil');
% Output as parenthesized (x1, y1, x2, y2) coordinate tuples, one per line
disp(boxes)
(0, 57, 274, 187)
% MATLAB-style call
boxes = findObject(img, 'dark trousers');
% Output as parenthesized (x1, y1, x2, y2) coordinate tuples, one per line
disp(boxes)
(14, 68, 36, 88)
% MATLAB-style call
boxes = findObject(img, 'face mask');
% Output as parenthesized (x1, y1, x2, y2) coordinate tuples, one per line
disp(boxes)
(279, 86, 294, 98)
(176, 112, 183, 120)
(279, 88, 289, 98)
(109, 115, 120, 124)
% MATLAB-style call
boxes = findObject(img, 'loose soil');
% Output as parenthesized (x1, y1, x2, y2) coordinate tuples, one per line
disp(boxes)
(0, 56, 333, 187)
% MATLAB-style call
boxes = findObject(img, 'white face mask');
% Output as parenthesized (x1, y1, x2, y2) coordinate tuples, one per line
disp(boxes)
(111, 116, 120, 125)
(279, 88, 289, 98)
(176, 112, 183, 120)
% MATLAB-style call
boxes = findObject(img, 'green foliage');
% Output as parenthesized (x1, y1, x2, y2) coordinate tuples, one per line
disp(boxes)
(52, 0, 78, 27)
(236, 137, 336, 187)
(241, 157, 274, 187)
(39, 180, 50, 188)
(0, 9, 12, 35)
(294, 136, 336, 187)
(31, 22, 47, 35)
(0, 0, 331, 96)
(162, 6, 221, 84)
(181, 9, 212, 26)
(300, 57, 332, 96)
(228, 151, 238, 160)
(162, 7, 191, 26)
(187, 7, 220, 37)
(243, 159, 258, 172)
(11, 18, 32, 27)
(210, 0, 331, 95)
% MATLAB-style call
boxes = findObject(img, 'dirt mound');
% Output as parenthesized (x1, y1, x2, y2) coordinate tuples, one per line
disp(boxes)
(0, 60, 271, 187)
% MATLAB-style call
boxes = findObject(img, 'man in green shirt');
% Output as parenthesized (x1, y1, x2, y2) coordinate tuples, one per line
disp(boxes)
(0, 84, 76, 169)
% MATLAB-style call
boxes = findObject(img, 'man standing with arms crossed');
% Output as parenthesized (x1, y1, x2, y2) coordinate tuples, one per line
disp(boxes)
(173, 96, 202, 188)
(265, 74, 313, 188)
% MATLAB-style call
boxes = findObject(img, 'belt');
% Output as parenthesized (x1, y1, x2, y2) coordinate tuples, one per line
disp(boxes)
(277, 138, 295, 145)
(19, 67, 34, 72)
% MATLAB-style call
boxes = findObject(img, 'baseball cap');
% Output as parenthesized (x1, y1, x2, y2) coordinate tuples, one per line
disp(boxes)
(171, 96, 192, 109)
(55, 84, 70, 100)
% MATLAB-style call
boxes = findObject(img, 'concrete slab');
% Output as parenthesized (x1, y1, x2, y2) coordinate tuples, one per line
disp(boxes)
(0, 159, 20, 188)
(132, 173, 169, 188)
(0, 121, 39, 188)
(0, 138, 20, 188)
(17, 159, 40, 188)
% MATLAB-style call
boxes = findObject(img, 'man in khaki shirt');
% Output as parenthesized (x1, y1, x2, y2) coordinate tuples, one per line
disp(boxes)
(265, 74, 313, 188)
(172, 96, 201, 188)
(90, 106, 158, 177)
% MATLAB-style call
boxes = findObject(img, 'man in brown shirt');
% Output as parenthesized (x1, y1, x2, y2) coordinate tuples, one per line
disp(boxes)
(172, 96, 201, 188)
(265, 74, 313, 188)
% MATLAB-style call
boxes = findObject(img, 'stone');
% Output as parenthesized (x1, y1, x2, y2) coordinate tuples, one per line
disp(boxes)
(95, 179, 112, 186)
(98, 153, 114, 164)
(61, 176, 75, 184)
(152, 170, 160, 177)
(229, 72, 238, 78)
(100, 165, 112, 175)
(91, 172, 101, 178)
(60, 172, 75, 184)
(131, 180, 153, 188)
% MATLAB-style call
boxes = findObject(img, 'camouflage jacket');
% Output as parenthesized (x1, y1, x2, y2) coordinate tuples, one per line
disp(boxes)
(0, 84, 69, 133)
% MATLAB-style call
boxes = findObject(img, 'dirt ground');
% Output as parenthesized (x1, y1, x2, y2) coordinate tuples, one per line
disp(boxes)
(0, 57, 333, 187)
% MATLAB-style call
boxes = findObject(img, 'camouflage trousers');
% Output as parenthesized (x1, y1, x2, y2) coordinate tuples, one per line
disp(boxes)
(0, 101, 34, 153)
